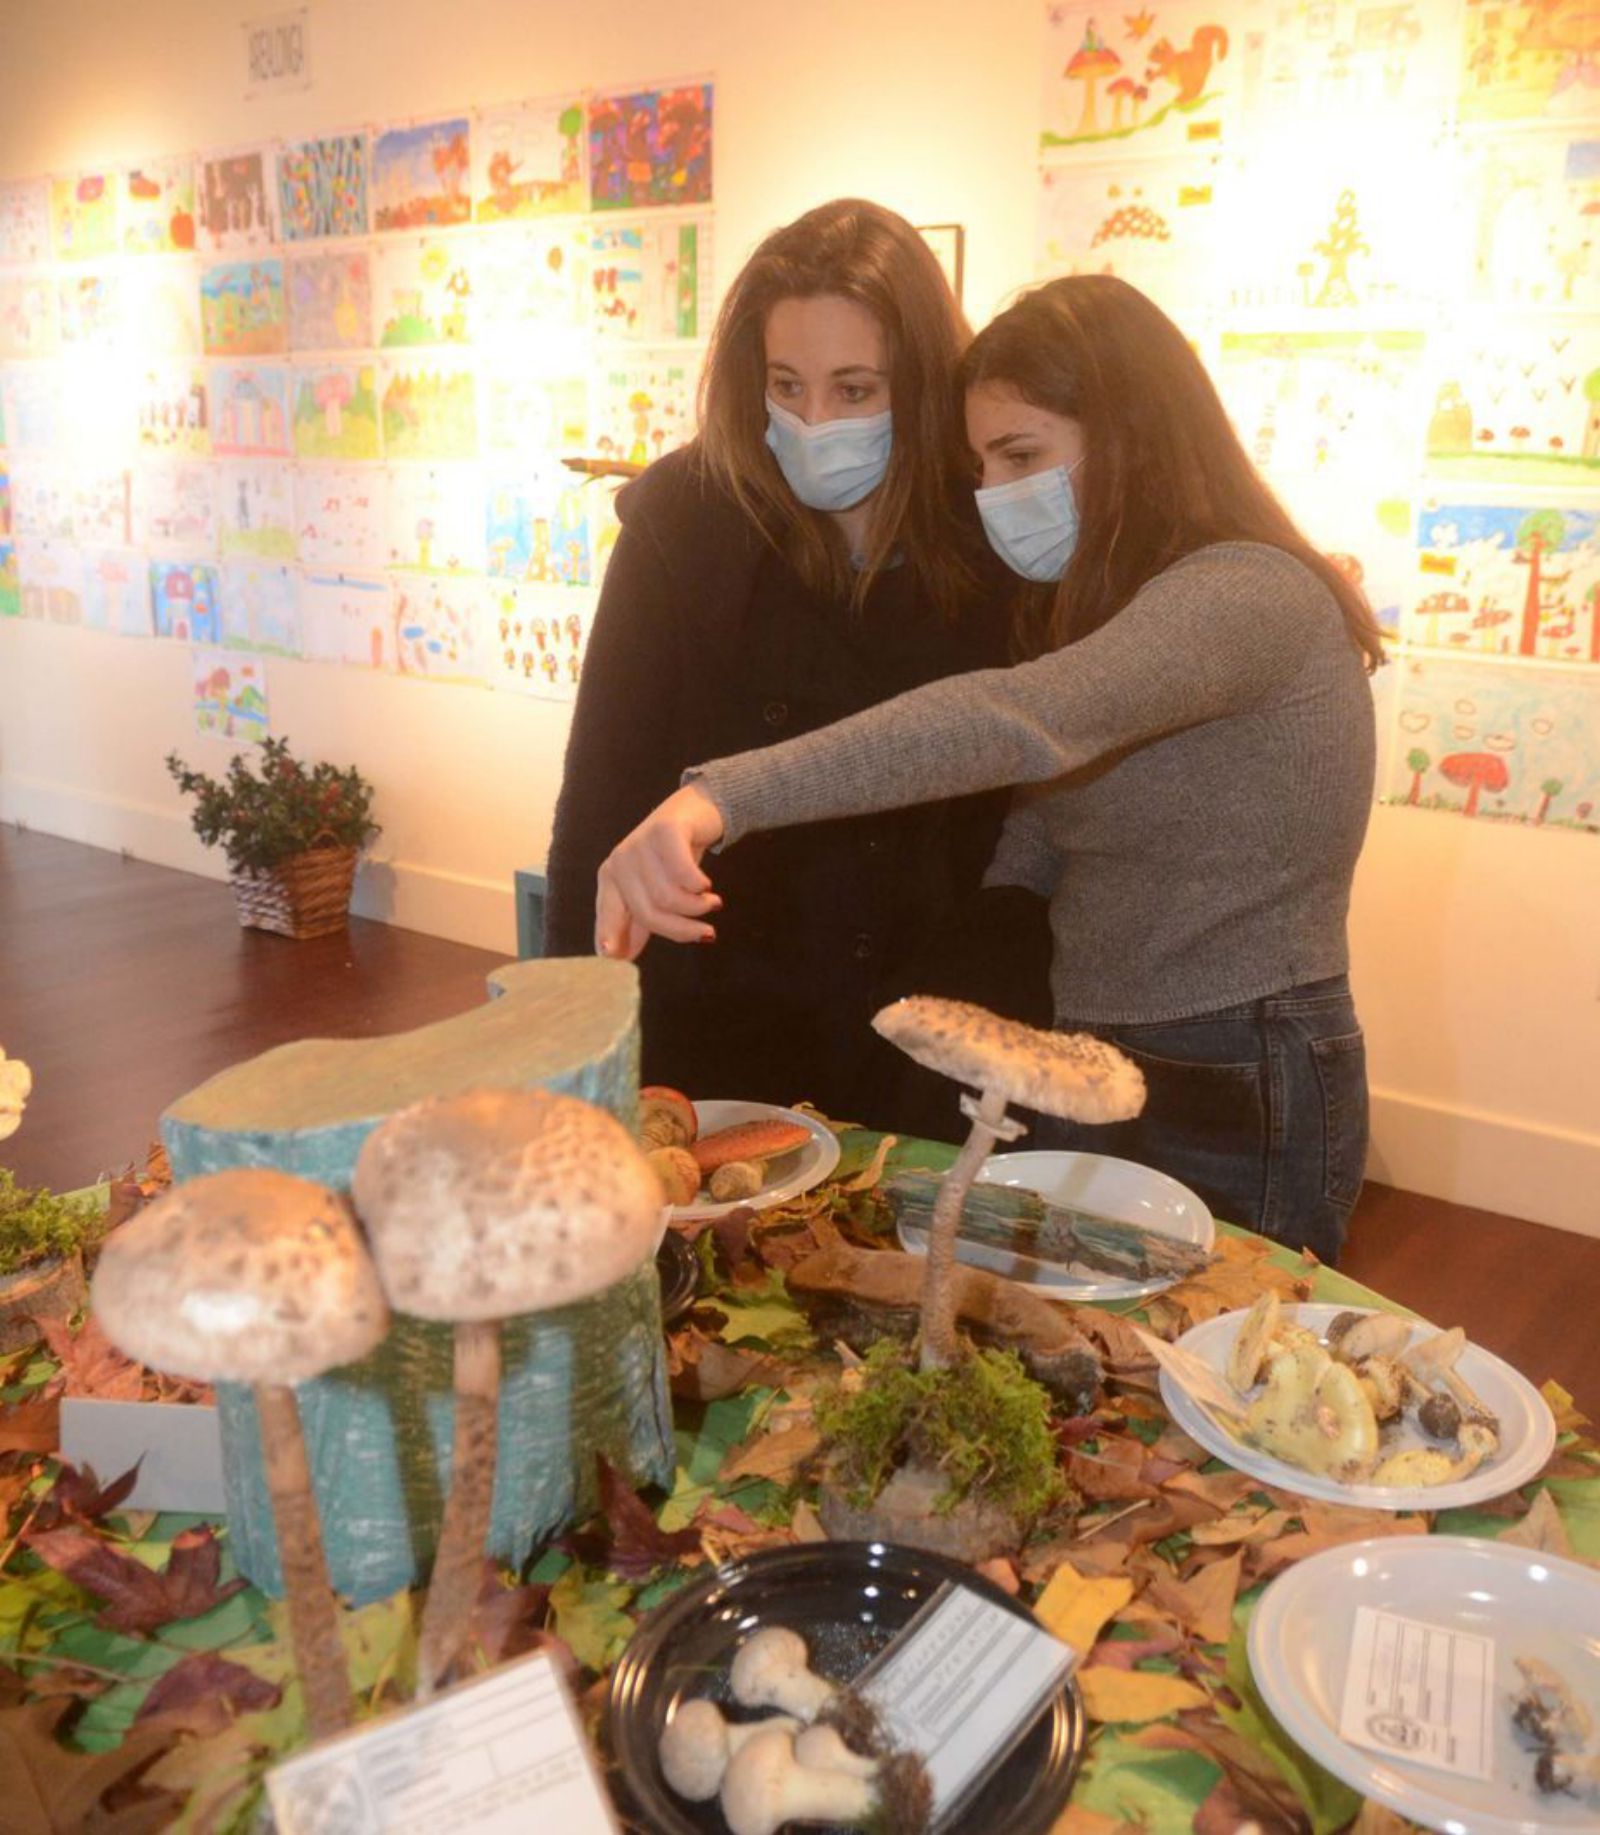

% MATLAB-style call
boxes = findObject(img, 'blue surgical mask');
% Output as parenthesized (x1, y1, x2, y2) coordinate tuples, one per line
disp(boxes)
(764, 397, 893, 513)
(975, 460, 1084, 582)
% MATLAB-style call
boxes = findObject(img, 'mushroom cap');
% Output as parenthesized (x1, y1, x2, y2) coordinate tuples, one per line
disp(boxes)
(352, 1087, 663, 1322)
(90, 1168, 389, 1386)
(872, 997, 1146, 1124)
(1439, 750, 1510, 790)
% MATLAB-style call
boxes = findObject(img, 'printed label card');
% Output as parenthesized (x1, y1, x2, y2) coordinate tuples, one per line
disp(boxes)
(1337, 1606, 1494, 1780)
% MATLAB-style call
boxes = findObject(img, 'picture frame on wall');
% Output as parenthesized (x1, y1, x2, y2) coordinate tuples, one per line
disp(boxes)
(918, 222, 965, 307)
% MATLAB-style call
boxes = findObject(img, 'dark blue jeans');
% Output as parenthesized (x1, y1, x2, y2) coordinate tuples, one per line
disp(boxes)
(1031, 975, 1368, 1266)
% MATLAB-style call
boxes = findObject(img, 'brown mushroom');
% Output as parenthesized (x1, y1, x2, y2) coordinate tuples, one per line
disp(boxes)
(352, 1088, 663, 1696)
(871, 998, 1145, 1369)
(91, 1169, 389, 1742)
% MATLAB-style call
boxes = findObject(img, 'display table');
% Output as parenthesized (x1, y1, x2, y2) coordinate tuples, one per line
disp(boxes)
(2, 1127, 1595, 1833)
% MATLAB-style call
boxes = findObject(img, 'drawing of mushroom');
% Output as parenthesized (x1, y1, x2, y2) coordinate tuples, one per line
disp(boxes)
(314, 369, 352, 439)
(1439, 751, 1510, 816)
(1415, 590, 1470, 647)
(1106, 75, 1138, 129)
(1065, 22, 1123, 136)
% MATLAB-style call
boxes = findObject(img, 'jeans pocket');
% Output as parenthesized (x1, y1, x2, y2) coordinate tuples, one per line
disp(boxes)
(1311, 1030, 1368, 1208)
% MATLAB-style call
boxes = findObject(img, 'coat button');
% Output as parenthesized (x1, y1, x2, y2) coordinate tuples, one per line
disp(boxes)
(763, 699, 788, 728)
(852, 932, 874, 960)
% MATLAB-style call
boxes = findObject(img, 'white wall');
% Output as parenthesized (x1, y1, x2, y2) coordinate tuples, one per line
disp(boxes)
(2, 0, 1597, 1234)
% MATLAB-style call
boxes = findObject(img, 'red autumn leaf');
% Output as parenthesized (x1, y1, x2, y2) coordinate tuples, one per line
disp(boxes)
(466, 1560, 567, 1672)
(563, 1456, 703, 1579)
(134, 1651, 281, 1737)
(710, 1207, 761, 1281)
(1089, 1624, 1185, 1669)
(33, 1457, 142, 1530)
(25, 1523, 246, 1633)
(0, 1394, 59, 1456)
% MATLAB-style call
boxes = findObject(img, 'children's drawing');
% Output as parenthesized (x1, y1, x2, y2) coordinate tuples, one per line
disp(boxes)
(481, 372, 589, 459)
(485, 464, 592, 584)
(1408, 501, 1600, 664)
(1381, 656, 1600, 828)
(10, 464, 74, 542)
(0, 280, 59, 360)
(1295, 490, 1415, 638)
(380, 357, 477, 460)
(372, 119, 471, 231)
(3, 369, 63, 453)
(0, 543, 18, 618)
(294, 466, 387, 569)
(152, 561, 222, 642)
(137, 366, 211, 458)
(471, 225, 589, 365)
(485, 580, 595, 699)
(591, 352, 697, 468)
(292, 362, 382, 460)
(49, 172, 118, 260)
(1425, 318, 1600, 483)
(591, 218, 711, 340)
(212, 366, 291, 459)
(390, 573, 484, 680)
(474, 96, 586, 220)
(80, 550, 152, 637)
(220, 561, 300, 654)
(1466, 135, 1600, 311)
(16, 540, 83, 623)
(217, 464, 296, 560)
(0, 179, 50, 264)
(386, 465, 485, 572)
(300, 570, 394, 668)
(122, 158, 197, 254)
(588, 84, 713, 209)
(277, 133, 369, 241)
(0, 463, 9, 537)
(1036, 158, 1221, 314)
(1041, 5, 1233, 159)
(287, 252, 374, 351)
(201, 260, 288, 358)
(1459, 0, 1600, 126)
(121, 262, 203, 356)
(73, 468, 133, 547)
(374, 238, 475, 346)
(141, 462, 217, 552)
(193, 647, 269, 743)
(198, 151, 276, 252)
(1238, 0, 1455, 138)
(57, 272, 122, 350)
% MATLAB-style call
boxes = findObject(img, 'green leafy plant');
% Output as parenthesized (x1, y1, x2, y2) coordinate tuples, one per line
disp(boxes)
(0, 1169, 103, 1279)
(166, 736, 380, 874)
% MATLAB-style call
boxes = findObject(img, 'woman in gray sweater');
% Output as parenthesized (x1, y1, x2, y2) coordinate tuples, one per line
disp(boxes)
(596, 276, 1387, 1264)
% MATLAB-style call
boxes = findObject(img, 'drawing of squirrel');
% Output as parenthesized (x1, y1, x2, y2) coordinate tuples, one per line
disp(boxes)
(1146, 25, 1229, 104)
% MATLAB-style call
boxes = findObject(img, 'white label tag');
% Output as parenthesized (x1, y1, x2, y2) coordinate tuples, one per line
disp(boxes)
(1337, 1604, 1495, 1782)
(859, 1583, 1076, 1821)
(265, 1650, 618, 1833)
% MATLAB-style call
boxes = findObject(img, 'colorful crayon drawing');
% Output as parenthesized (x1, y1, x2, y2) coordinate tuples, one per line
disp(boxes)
(0, 280, 60, 360)
(16, 540, 83, 623)
(486, 580, 595, 699)
(591, 353, 698, 468)
(1466, 135, 1600, 311)
(152, 561, 222, 642)
(73, 469, 133, 547)
(1238, 0, 1455, 139)
(0, 543, 18, 618)
(386, 465, 485, 572)
(80, 550, 153, 637)
(1041, 5, 1233, 159)
(57, 273, 122, 350)
(300, 570, 394, 668)
(220, 561, 300, 654)
(141, 463, 217, 551)
(121, 263, 203, 356)
(212, 366, 291, 459)
(137, 365, 211, 457)
(277, 133, 369, 241)
(471, 225, 589, 358)
(374, 238, 475, 346)
(50, 171, 118, 260)
(485, 466, 591, 584)
(10, 464, 74, 542)
(372, 119, 471, 231)
(1408, 502, 1600, 664)
(588, 84, 713, 209)
(1460, 0, 1600, 125)
(2, 369, 63, 453)
(193, 647, 269, 743)
(217, 464, 296, 560)
(0, 179, 50, 264)
(474, 96, 586, 221)
(591, 218, 710, 340)
(480, 372, 589, 459)
(390, 573, 484, 681)
(199, 151, 276, 252)
(294, 467, 387, 569)
(1381, 657, 1600, 828)
(1294, 491, 1415, 639)
(380, 358, 477, 460)
(287, 251, 373, 351)
(0, 464, 10, 537)
(122, 158, 197, 254)
(201, 260, 288, 358)
(1036, 158, 1221, 317)
(1425, 319, 1600, 484)
(292, 363, 382, 460)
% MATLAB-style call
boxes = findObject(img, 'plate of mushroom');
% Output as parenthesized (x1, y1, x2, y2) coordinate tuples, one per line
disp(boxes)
(640, 1093, 842, 1222)
(606, 1541, 1085, 1835)
(1155, 1298, 1557, 1512)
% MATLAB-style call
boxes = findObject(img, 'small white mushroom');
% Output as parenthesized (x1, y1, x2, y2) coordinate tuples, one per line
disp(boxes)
(659, 1699, 799, 1801)
(794, 1722, 880, 1779)
(720, 1729, 877, 1835)
(1226, 1290, 1281, 1394)
(1333, 1311, 1413, 1364)
(729, 1626, 838, 1721)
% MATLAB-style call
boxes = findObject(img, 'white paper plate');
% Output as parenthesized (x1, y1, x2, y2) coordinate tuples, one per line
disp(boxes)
(1250, 1534, 1600, 1834)
(669, 1100, 842, 1222)
(896, 1149, 1214, 1302)
(1159, 1303, 1557, 1512)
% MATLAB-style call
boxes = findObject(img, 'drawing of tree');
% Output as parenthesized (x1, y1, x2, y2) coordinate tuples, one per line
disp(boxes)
(1584, 369, 1600, 458)
(1514, 508, 1567, 656)
(1313, 190, 1369, 308)
(1405, 747, 1430, 804)
(1534, 778, 1563, 825)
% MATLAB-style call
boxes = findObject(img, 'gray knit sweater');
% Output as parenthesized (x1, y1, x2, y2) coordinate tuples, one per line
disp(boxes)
(690, 542, 1376, 1025)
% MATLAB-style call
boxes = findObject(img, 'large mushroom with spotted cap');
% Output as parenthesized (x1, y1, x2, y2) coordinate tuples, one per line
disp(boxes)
(352, 1087, 664, 1696)
(90, 1168, 389, 1742)
(872, 997, 1146, 1370)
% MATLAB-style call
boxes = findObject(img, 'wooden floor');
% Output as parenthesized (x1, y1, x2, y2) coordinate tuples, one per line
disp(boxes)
(4, 823, 1597, 1417)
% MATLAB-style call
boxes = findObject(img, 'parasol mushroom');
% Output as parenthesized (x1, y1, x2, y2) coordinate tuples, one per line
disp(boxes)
(90, 1169, 389, 1742)
(1064, 22, 1123, 136)
(871, 998, 1145, 1370)
(352, 1087, 663, 1696)
(1439, 750, 1509, 816)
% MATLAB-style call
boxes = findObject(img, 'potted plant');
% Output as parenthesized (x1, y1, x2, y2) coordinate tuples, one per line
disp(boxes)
(167, 736, 380, 938)
(0, 1167, 104, 1352)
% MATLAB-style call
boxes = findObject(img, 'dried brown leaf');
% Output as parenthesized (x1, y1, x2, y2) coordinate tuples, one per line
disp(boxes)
(0, 1699, 174, 1834)
(24, 1523, 246, 1633)
(0, 1395, 59, 1457)
(1497, 1487, 1575, 1558)
(719, 1422, 822, 1486)
(134, 1651, 282, 1738)
(1138, 1549, 1242, 1645)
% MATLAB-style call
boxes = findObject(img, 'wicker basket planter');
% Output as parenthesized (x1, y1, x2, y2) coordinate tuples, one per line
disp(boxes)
(230, 843, 359, 939)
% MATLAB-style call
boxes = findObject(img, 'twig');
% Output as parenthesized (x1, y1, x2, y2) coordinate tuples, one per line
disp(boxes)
(1071, 1498, 1151, 1541)
(2, 1649, 135, 1686)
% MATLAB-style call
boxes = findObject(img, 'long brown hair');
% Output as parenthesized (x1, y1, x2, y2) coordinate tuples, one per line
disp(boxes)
(959, 276, 1386, 669)
(696, 198, 978, 620)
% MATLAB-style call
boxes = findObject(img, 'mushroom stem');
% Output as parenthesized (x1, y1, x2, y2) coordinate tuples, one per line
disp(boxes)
(254, 1382, 354, 1742)
(920, 1085, 1016, 1372)
(417, 1318, 502, 1698)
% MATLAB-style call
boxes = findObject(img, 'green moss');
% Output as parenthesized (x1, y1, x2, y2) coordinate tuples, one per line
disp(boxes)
(0, 1169, 102, 1279)
(815, 1340, 1063, 1520)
